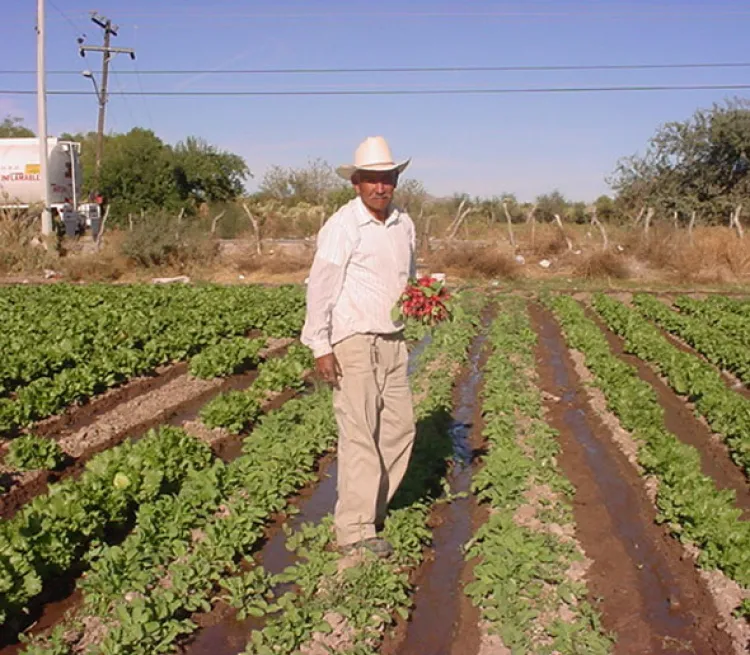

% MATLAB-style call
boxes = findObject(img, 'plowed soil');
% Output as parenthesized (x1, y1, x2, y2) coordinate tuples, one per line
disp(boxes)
(529, 303, 733, 655)
(584, 305, 750, 516)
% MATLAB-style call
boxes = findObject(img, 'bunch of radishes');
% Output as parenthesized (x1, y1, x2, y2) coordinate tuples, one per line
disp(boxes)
(392, 276, 453, 326)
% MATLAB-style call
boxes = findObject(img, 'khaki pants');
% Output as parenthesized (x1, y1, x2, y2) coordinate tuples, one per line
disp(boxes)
(331, 333, 416, 546)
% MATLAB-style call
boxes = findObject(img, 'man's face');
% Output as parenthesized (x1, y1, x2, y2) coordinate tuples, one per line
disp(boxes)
(354, 170, 398, 216)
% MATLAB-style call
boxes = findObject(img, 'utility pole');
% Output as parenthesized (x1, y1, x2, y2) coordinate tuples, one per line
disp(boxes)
(79, 13, 135, 186)
(36, 0, 53, 236)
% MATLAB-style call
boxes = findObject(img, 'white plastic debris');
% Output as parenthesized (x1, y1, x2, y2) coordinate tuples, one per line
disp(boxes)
(514, 255, 526, 265)
(152, 276, 191, 285)
(539, 259, 552, 269)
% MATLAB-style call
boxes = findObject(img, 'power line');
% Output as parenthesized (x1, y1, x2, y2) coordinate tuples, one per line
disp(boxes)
(35, 6, 750, 19)
(3, 62, 750, 76)
(3, 83, 750, 96)
(4, 4, 748, 28)
(47, 0, 86, 36)
(130, 26, 154, 128)
(110, 70, 138, 126)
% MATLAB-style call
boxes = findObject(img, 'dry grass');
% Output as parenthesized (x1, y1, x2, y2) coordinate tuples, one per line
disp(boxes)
(620, 225, 750, 284)
(0, 209, 56, 275)
(571, 251, 631, 280)
(426, 244, 521, 279)
(229, 249, 313, 276)
(0, 210, 747, 288)
(58, 232, 132, 281)
(523, 223, 575, 259)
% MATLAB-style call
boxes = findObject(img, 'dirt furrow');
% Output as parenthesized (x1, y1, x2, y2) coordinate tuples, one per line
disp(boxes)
(582, 305, 750, 518)
(608, 292, 750, 400)
(530, 303, 733, 655)
(382, 331, 489, 655)
(179, 336, 435, 654)
(0, 369, 307, 654)
(0, 339, 293, 519)
(179, 456, 339, 655)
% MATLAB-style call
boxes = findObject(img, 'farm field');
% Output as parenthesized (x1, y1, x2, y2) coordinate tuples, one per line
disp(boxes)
(1, 283, 749, 655)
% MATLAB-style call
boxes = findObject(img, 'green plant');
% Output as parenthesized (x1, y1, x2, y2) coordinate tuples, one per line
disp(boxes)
(188, 337, 266, 379)
(5, 435, 65, 471)
(0, 284, 305, 436)
(545, 293, 750, 594)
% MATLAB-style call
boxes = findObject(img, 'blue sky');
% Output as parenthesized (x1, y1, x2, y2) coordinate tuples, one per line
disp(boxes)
(2, 1, 749, 201)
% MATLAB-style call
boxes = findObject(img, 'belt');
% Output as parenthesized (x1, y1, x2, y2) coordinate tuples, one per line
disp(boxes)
(365, 331, 403, 341)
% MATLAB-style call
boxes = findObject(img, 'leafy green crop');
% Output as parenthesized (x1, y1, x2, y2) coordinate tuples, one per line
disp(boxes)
(0, 284, 305, 436)
(546, 293, 750, 595)
(0, 427, 212, 628)
(5, 435, 65, 471)
(593, 293, 750, 478)
(464, 299, 613, 654)
(188, 337, 267, 379)
(200, 344, 313, 433)
(632, 293, 750, 384)
(674, 296, 750, 349)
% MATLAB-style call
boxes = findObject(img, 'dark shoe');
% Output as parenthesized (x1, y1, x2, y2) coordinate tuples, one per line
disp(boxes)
(340, 537, 394, 559)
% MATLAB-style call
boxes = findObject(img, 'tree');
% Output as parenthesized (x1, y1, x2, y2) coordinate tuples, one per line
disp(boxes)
(258, 158, 348, 205)
(394, 178, 428, 214)
(535, 190, 569, 222)
(594, 195, 618, 223)
(173, 136, 250, 206)
(97, 128, 182, 218)
(0, 116, 34, 138)
(59, 128, 249, 220)
(609, 98, 750, 224)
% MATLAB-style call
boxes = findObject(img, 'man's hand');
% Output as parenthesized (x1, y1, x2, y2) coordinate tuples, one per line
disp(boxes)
(315, 353, 341, 388)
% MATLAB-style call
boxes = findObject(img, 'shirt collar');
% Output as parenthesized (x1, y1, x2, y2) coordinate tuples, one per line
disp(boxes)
(355, 196, 400, 227)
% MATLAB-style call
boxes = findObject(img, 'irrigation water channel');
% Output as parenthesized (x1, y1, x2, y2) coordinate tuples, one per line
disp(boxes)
(531, 304, 732, 655)
(393, 330, 487, 655)
(183, 334, 439, 654)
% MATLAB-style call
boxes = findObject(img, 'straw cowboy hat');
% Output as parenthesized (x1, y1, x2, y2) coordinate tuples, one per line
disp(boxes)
(336, 136, 411, 180)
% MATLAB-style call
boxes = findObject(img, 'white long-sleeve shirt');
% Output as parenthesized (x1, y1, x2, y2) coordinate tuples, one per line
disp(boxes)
(301, 197, 416, 358)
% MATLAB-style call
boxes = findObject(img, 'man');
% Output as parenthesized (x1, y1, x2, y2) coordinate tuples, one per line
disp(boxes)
(301, 136, 417, 558)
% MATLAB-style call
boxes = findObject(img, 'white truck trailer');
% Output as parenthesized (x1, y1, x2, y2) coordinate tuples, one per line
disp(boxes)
(0, 137, 101, 236)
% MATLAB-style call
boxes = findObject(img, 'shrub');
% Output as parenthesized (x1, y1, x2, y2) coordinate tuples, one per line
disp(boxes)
(120, 214, 217, 269)
(572, 251, 631, 280)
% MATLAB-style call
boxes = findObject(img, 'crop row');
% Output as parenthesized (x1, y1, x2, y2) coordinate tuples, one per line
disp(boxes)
(592, 294, 750, 478)
(694, 295, 750, 319)
(0, 343, 312, 637)
(0, 284, 305, 436)
(545, 294, 750, 594)
(632, 293, 750, 385)
(17, 297, 482, 655)
(199, 344, 313, 433)
(27, 391, 337, 655)
(0, 426, 213, 628)
(236, 293, 486, 654)
(187, 336, 267, 379)
(465, 299, 612, 654)
(673, 296, 750, 349)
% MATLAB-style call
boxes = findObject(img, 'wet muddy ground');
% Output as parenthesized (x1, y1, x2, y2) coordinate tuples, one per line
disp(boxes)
(530, 302, 733, 655)
(4, 297, 750, 654)
(384, 329, 489, 655)
(179, 336, 434, 654)
(584, 306, 750, 517)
